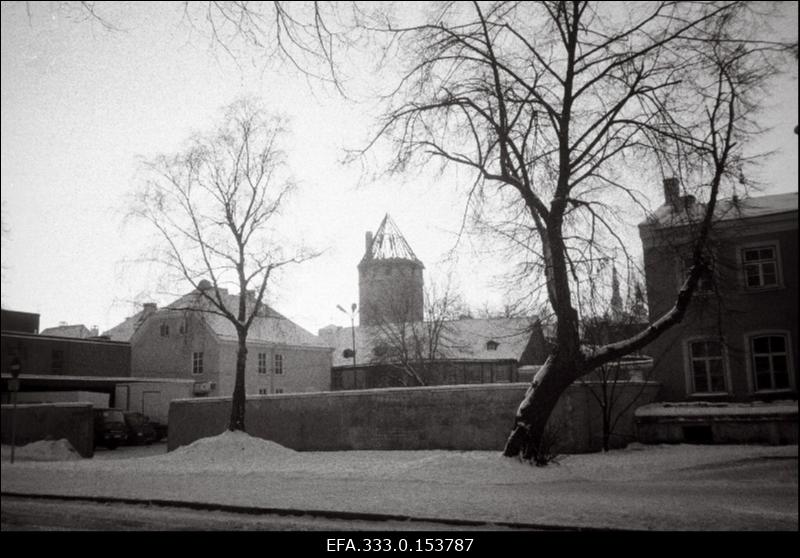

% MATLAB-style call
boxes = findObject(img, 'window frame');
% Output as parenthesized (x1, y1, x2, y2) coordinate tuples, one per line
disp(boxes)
(683, 337, 731, 396)
(258, 352, 268, 375)
(192, 351, 204, 376)
(273, 353, 283, 375)
(738, 241, 783, 292)
(744, 330, 795, 394)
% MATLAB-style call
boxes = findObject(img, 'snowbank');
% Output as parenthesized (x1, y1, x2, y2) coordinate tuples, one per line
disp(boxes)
(1, 439, 82, 462)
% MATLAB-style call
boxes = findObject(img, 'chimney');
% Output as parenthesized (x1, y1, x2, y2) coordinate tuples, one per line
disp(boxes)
(365, 231, 373, 255)
(142, 302, 157, 315)
(663, 177, 680, 207)
(89, 325, 99, 337)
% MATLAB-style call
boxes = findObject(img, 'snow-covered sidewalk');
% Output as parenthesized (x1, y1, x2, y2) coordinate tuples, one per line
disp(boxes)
(2, 432, 797, 530)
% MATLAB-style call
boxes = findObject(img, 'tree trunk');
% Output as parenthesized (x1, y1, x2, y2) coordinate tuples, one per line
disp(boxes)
(503, 355, 581, 465)
(229, 333, 248, 431)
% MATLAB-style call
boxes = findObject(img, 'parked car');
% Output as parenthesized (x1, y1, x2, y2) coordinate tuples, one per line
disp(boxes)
(93, 408, 127, 450)
(123, 412, 159, 445)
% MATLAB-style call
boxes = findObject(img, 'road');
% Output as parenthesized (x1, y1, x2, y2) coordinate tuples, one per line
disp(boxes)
(1, 495, 508, 531)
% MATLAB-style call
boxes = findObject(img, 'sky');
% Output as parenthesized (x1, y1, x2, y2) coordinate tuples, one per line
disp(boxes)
(1, 2, 798, 335)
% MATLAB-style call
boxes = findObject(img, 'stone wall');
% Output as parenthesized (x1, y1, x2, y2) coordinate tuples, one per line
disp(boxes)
(168, 381, 661, 453)
(0, 402, 94, 457)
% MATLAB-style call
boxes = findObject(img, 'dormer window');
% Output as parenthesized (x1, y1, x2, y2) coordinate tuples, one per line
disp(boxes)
(486, 340, 499, 351)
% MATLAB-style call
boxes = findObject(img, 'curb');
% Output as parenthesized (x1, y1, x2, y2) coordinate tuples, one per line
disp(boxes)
(1, 491, 609, 531)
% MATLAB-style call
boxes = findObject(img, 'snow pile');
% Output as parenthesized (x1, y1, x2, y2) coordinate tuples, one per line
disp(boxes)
(144, 430, 298, 472)
(1, 439, 82, 462)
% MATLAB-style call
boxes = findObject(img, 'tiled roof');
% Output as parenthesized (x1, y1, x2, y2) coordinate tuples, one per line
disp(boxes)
(106, 289, 331, 349)
(103, 310, 152, 342)
(641, 192, 798, 228)
(361, 214, 421, 263)
(320, 317, 541, 368)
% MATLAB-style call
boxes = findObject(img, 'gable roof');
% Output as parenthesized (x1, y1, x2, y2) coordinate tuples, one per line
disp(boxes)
(641, 192, 798, 229)
(361, 214, 422, 264)
(114, 288, 331, 349)
(40, 324, 92, 338)
(320, 317, 544, 368)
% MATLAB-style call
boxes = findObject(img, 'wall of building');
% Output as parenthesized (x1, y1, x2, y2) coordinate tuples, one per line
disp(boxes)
(168, 381, 660, 453)
(218, 342, 332, 396)
(1, 332, 130, 378)
(114, 381, 196, 423)
(130, 313, 221, 392)
(0, 402, 94, 457)
(643, 222, 798, 401)
(331, 360, 519, 390)
(358, 259, 424, 326)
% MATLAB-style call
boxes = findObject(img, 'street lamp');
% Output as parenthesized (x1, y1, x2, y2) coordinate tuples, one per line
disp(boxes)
(336, 303, 358, 369)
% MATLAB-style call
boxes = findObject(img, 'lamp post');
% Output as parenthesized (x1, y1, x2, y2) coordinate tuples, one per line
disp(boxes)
(336, 303, 357, 369)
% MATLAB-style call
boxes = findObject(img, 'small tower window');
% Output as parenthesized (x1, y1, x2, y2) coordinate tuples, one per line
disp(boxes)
(486, 340, 499, 351)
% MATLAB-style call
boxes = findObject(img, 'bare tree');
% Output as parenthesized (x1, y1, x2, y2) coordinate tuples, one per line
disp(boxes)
(369, 281, 467, 386)
(349, 2, 795, 463)
(131, 98, 317, 431)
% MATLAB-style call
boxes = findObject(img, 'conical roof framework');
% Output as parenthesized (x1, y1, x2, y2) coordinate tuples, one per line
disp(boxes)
(364, 214, 422, 263)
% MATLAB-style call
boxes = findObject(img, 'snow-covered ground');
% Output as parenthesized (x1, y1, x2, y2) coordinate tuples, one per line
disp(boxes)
(2, 432, 797, 530)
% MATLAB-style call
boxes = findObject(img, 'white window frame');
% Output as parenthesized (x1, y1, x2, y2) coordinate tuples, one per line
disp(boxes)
(744, 330, 795, 394)
(738, 240, 783, 292)
(683, 337, 731, 396)
(192, 351, 204, 375)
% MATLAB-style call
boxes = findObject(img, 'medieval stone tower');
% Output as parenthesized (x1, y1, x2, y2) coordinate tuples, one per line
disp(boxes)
(358, 214, 425, 326)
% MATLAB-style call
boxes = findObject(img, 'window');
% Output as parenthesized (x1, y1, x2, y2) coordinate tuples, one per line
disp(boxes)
(258, 353, 268, 374)
(51, 349, 64, 374)
(742, 246, 779, 289)
(179, 320, 187, 335)
(275, 388, 284, 394)
(192, 352, 204, 375)
(258, 388, 268, 395)
(160, 323, 170, 337)
(751, 335, 790, 391)
(273, 354, 283, 375)
(689, 340, 727, 394)
(486, 340, 499, 351)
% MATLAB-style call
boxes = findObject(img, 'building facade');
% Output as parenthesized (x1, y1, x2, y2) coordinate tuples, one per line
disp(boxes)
(113, 286, 333, 397)
(1, 331, 131, 379)
(640, 183, 798, 402)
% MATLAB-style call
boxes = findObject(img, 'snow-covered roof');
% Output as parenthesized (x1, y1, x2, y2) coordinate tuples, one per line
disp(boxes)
(361, 214, 422, 264)
(105, 288, 330, 349)
(40, 324, 91, 338)
(320, 317, 541, 368)
(163, 289, 330, 349)
(641, 192, 798, 229)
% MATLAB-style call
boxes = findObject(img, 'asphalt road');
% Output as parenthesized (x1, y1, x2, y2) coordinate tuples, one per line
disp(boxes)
(1, 495, 507, 531)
